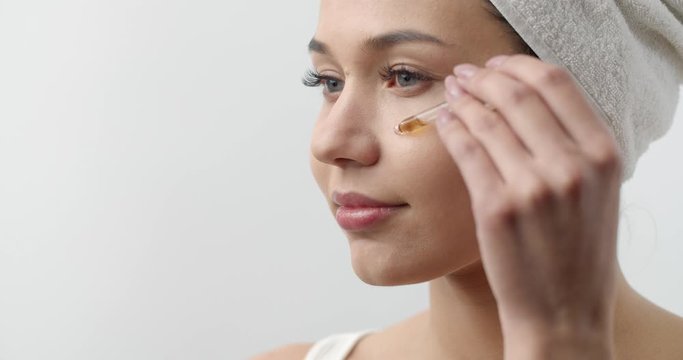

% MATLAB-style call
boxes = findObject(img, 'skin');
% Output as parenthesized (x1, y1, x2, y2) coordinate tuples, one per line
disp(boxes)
(253, 0, 683, 359)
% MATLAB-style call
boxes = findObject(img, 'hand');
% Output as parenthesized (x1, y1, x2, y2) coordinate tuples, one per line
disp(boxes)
(435, 54, 623, 359)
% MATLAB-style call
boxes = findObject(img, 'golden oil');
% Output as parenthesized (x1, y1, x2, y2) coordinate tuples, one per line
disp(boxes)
(395, 117, 429, 135)
(394, 101, 448, 135)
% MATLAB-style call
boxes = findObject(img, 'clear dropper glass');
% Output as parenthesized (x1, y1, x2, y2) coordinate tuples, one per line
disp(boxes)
(394, 101, 448, 135)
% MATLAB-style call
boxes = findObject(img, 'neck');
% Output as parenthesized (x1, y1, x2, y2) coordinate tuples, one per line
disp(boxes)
(426, 260, 503, 359)
(425, 260, 638, 359)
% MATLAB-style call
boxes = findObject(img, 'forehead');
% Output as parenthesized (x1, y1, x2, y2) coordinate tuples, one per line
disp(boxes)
(315, 0, 502, 59)
(317, 0, 491, 39)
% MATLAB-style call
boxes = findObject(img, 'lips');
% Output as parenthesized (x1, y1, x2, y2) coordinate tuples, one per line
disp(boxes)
(332, 192, 407, 231)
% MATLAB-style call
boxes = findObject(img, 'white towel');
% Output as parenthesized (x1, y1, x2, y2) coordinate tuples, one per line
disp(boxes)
(488, 0, 683, 182)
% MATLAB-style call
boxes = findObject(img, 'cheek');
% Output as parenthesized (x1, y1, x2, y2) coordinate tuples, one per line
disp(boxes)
(387, 135, 481, 279)
(398, 133, 471, 222)
(342, 133, 482, 286)
(418, 149, 471, 221)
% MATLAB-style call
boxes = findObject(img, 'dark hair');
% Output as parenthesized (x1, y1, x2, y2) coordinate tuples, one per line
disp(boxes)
(482, 1, 538, 57)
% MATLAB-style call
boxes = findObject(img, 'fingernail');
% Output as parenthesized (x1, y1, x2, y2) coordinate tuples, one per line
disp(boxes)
(436, 108, 453, 127)
(445, 76, 463, 99)
(485, 55, 509, 68)
(453, 64, 478, 79)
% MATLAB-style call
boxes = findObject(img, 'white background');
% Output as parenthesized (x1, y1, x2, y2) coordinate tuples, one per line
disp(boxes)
(0, 1, 681, 359)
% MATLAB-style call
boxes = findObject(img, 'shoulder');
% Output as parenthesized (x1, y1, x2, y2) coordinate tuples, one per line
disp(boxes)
(652, 312, 683, 359)
(249, 343, 314, 360)
(617, 292, 683, 360)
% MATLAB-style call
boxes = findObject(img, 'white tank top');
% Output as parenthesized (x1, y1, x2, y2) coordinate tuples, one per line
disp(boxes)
(304, 330, 375, 360)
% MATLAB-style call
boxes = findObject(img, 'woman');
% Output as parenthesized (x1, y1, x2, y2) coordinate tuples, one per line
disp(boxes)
(255, 0, 683, 359)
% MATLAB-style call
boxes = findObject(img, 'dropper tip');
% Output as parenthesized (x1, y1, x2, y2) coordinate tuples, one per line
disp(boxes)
(394, 118, 429, 135)
(394, 123, 407, 135)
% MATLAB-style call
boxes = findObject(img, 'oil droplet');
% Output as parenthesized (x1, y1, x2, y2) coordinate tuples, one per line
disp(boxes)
(395, 117, 429, 135)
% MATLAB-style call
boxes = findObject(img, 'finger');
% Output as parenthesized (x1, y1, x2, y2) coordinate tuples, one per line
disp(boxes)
(465, 64, 588, 206)
(533, 152, 588, 203)
(453, 63, 578, 163)
(435, 108, 504, 206)
(485, 54, 617, 157)
(444, 75, 534, 183)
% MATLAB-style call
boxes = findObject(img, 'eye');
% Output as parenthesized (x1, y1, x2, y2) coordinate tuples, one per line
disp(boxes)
(302, 69, 345, 95)
(323, 77, 344, 93)
(380, 65, 434, 89)
(396, 71, 420, 87)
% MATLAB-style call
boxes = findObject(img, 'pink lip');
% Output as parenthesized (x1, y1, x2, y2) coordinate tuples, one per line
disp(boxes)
(332, 192, 407, 231)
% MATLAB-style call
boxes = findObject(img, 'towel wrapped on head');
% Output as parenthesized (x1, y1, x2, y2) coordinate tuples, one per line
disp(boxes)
(488, 0, 683, 182)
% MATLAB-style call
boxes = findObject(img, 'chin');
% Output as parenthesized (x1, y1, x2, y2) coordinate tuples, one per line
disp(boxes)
(348, 240, 478, 286)
(352, 261, 431, 286)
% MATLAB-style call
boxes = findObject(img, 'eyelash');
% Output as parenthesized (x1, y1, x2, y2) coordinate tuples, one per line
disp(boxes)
(301, 66, 434, 89)
(378, 65, 434, 84)
(302, 69, 335, 88)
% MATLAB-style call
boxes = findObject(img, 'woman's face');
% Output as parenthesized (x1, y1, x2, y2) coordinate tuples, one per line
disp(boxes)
(309, 0, 521, 285)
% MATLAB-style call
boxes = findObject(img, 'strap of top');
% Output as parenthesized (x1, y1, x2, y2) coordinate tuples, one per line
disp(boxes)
(304, 329, 375, 360)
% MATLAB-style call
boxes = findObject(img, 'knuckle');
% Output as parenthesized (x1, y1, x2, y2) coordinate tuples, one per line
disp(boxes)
(517, 178, 554, 211)
(537, 66, 572, 88)
(473, 112, 501, 133)
(556, 163, 585, 199)
(452, 137, 481, 158)
(502, 84, 534, 106)
(590, 141, 623, 173)
(480, 197, 517, 228)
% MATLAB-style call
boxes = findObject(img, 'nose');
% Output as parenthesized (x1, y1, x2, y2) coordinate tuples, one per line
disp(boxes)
(310, 91, 381, 168)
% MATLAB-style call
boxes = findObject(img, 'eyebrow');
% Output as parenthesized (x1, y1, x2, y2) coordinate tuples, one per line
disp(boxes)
(308, 30, 448, 54)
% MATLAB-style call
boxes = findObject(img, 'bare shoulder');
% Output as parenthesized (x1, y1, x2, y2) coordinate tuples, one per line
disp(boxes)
(653, 310, 683, 358)
(249, 343, 314, 360)
(617, 292, 683, 360)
